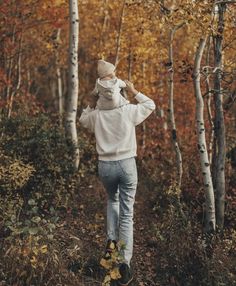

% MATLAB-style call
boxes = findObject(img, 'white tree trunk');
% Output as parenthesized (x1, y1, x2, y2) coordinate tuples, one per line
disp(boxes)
(65, 0, 80, 169)
(168, 25, 184, 188)
(193, 38, 215, 232)
(55, 29, 63, 126)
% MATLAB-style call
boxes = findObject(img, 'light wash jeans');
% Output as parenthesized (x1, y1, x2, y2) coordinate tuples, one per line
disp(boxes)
(98, 157, 138, 265)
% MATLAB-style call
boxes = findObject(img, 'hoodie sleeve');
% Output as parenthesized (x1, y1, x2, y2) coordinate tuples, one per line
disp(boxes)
(118, 79, 127, 88)
(127, 92, 156, 126)
(90, 80, 98, 96)
(79, 106, 97, 132)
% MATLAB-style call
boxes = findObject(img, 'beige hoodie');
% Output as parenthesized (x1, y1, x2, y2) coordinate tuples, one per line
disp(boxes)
(79, 92, 156, 161)
(92, 77, 129, 110)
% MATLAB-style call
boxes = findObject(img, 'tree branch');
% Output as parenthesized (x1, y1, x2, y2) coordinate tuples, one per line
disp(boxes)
(214, 0, 236, 4)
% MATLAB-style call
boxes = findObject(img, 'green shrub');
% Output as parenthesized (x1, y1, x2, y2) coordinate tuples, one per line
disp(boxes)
(0, 152, 35, 192)
(154, 185, 236, 286)
(1, 115, 75, 189)
(0, 114, 97, 285)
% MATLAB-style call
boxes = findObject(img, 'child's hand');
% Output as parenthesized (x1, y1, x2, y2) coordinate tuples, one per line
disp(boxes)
(124, 80, 139, 96)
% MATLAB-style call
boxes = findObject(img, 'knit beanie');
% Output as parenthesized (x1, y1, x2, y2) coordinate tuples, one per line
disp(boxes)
(97, 60, 116, 78)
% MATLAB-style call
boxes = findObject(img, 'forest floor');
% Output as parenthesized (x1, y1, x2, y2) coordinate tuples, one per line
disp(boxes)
(58, 173, 161, 286)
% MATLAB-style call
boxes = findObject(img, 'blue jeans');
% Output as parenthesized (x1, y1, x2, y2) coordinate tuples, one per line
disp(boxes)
(98, 157, 138, 265)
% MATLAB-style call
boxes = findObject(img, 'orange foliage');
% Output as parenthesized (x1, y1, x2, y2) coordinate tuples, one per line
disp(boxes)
(0, 0, 235, 191)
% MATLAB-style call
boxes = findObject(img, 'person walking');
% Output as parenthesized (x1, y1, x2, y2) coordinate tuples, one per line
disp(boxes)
(79, 60, 155, 285)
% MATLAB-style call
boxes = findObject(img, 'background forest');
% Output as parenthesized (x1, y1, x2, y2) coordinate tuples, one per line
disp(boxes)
(0, 0, 236, 285)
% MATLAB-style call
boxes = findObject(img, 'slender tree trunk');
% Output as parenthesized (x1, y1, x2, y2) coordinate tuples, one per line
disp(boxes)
(56, 29, 63, 126)
(142, 62, 146, 150)
(205, 36, 215, 165)
(157, 58, 167, 131)
(62, 69, 68, 98)
(65, 0, 80, 169)
(26, 68, 31, 95)
(98, 0, 109, 57)
(51, 77, 57, 109)
(193, 38, 215, 233)
(115, 0, 126, 66)
(213, 3, 226, 229)
(0, 37, 5, 101)
(57, 67, 63, 124)
(128, 47, 133, 81)
(8, 32, 23, 118)
(167, 25, 184, 188)
(5, 25, 16, 104)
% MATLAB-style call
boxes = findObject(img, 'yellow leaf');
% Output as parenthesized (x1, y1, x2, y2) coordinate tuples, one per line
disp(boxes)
(117, 240, 126, 250)
(46, 43, 53, 50)
(100, 258, 112, 270)
(54, 0, 66, 7)
(32, 246, 38, 255)
(110, 267, 121, 280)
(110, 242, 115, 250)
(40, 245, 48, 254)
(30, 256, 37, 268)
(102, 274, 111, 286)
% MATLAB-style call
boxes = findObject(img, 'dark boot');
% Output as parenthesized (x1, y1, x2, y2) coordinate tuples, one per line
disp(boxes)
(117, 263, 133, 286)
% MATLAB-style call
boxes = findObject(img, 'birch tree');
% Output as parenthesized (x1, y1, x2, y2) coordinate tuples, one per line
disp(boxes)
(65, 0, 80, 169)
(204, 36, 215, 165)
(167, 23, 185, 188)
(7, 32, 23, 119)
(114, 0, 126, 67)
(193, 38, 216, 232)
(212, 2, 227, 229)
(5, 25, 16, 112)
(98, 0, 109, 57)
(55, 29, 64, 126)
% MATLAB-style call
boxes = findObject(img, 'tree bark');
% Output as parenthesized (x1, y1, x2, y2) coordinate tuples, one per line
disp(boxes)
(7, 32, 23, 119)
(56, 29, 63, 126)
(5, 25, 16, 105)
(115, 0, 126, 67)
(128, 47, 133, 81)
(141, 62, 146, 150)
(65, 0, 80, 169)
(205, 36, 214, 165)
(213, 3, 226, 229)
(193, 37, 215, 233)
(57, 67, 63, 124)
(167, 24, 184, 188)
(98, 0, 109, 56)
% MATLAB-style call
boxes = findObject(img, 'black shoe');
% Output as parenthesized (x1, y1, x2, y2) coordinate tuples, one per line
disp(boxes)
(103, 239, 117, 260)
(117, 263, 133, 286)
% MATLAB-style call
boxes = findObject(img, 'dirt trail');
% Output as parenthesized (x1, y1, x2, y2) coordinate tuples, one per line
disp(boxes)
(72, 174, 160, 286)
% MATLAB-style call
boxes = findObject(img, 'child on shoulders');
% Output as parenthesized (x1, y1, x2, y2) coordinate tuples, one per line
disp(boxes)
(91, 60, 129, 110)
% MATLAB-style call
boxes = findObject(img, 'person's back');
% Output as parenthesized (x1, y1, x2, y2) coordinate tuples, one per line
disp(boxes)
(80, 91, 155, 161)
(79, 64, 156, 286)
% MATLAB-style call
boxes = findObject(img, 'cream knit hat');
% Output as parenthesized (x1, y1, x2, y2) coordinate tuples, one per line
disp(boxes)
(97, 60, 115, 78)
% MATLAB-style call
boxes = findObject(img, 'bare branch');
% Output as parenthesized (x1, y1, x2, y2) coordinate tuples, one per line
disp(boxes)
(224, 89, 236, 110)
(214, 0, 236, 4)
